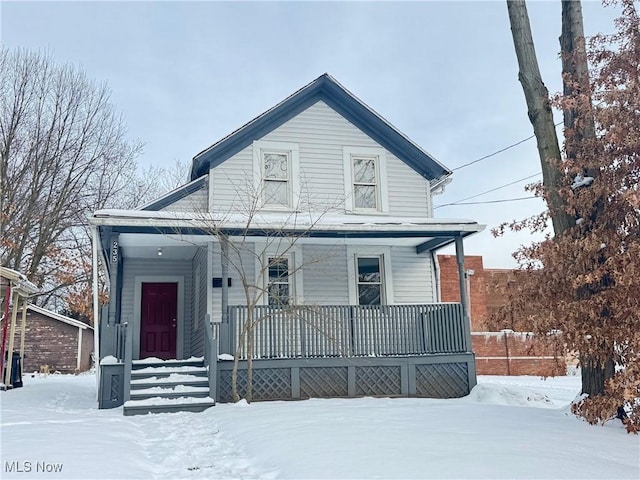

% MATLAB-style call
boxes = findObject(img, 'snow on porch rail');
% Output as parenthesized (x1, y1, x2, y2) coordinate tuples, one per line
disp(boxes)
(223, 304, 468, 360)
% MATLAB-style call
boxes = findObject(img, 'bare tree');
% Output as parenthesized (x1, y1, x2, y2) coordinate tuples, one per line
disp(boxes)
(0, 47, 188, 319)
(199, 174, 343, 402)
(0, 48, 141, 294)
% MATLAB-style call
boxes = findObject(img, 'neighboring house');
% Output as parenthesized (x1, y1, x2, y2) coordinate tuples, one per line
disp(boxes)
(438, 255, 565, 376)
(90, 74, 485, 414)
(6, 305, 94, 374)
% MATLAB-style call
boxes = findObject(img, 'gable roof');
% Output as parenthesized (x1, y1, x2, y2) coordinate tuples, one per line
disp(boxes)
(27, 304, 93, 330)
(190, 73, 451, 183)
(138, 175, 207, 211)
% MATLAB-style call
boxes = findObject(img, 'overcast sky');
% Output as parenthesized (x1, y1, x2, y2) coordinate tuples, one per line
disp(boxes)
(1, 1, 620, 268)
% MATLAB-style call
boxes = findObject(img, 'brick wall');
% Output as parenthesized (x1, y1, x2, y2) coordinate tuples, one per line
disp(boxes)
(472, 332, 564, 376)
(437, 255, 487, 330)
(5, 310, 91, 373)
(439, 255, 566, 376)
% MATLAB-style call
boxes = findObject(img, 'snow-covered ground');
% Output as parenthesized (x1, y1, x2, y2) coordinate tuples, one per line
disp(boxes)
(1, 373, 638, 479)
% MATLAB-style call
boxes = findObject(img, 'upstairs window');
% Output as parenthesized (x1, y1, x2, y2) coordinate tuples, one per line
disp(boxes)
(267, 256, 290, 306)
(343, 146, 388, 213)
(263, 151, 289, 207)
(352, 156, 378, 210)
(253, 141, 299, 210)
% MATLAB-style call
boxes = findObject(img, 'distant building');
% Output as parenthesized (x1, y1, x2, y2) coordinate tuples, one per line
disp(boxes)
(438, 255, 565, 376)
(7, 305, 94, 373)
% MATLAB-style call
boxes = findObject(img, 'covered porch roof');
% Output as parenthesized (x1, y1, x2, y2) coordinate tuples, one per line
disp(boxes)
(89, 209, 485, 262)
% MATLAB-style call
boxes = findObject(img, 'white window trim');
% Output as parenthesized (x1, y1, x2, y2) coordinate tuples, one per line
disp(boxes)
(253, 140, 300, 211)
(346, 246, 394, 305)
(254, 242, 304, 306)
(343, 146, 389, 214)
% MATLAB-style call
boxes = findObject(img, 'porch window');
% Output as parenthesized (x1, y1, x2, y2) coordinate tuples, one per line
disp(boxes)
(263, 151, 290, 207)
(352, 156, 378, 210)
(268, 257, 290, 306)
(356, 256, 383, 305)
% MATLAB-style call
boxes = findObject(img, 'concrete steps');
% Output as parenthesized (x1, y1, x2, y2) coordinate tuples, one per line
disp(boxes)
(123, 357, 214, 416)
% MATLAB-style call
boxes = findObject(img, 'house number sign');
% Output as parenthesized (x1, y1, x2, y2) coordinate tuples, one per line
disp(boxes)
(111, 240, 119, 264)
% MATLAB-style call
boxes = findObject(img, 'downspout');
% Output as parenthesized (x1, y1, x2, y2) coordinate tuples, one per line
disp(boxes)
(77, 328, 83, 371)
(432, 251, 442, 302)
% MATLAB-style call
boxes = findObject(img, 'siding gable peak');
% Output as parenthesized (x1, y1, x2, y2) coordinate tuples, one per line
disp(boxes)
(190, 74, 451, 184)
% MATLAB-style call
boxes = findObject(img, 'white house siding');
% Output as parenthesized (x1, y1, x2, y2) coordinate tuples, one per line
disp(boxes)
(160, 187, 208, 213)
(120, 258, 193, 359)
(301, 244, 350, 305)
(209, 150, 254, 213)
(209, 101, 431, 217)
(190, 247, 208, 357)
(390, 246, 436, 304)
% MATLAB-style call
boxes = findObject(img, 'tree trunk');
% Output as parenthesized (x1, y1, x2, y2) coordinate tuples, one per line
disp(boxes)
(506, 0, 574, 235)
(581, 357, 615, 396)
(560, 0, 614, 396)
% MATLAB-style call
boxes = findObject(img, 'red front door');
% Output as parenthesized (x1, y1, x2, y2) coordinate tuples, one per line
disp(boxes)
(140, 283, 178, 360)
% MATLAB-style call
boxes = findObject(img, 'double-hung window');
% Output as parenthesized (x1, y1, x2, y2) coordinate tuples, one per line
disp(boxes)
(343, 146, 388, 213)
(263, 151, 290, 207)
(352, 156, 378, 210)
(267, 256, 290, 306)
(253, 141, 299, 210)
(356, 256, 383, 305)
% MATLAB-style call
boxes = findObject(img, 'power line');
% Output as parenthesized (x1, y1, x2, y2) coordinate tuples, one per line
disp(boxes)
(450, 121, 563, 171)
(439, 196, 537, 206)
(434, 172, 541, 209)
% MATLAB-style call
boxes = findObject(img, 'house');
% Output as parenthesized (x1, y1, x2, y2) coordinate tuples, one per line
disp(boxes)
(11, 305, 94, 374)
(89, 74, 485, 414)
(438, 255, 565, 376)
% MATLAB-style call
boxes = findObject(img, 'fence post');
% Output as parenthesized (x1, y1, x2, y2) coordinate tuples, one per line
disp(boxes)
(205, 318, 218, 403)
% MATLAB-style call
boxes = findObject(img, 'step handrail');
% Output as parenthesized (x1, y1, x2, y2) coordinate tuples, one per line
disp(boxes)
(123, 322, 132, 402)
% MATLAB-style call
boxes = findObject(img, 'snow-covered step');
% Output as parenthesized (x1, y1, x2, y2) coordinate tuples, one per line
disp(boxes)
(123, 396, 215, 416)
(132, 356, 204, 367)
(130, 373, 209, 389)
(129, 385, 210, 401)
(130, 365, 207, 380)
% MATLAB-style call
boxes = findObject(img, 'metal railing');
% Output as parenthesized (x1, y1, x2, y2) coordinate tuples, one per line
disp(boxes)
(222, 303, 468, 360)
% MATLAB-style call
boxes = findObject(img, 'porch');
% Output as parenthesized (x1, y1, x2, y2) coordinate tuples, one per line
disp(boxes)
(98, 301, 475, 409)
(91, 211, 483, 410)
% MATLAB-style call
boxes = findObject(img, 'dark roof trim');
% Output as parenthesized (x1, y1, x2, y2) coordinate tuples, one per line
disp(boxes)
(139, 175, 207, 211)
(190, 74, 451, 182)
(416, 237, 457, 254)
(105, 225, 476, 247)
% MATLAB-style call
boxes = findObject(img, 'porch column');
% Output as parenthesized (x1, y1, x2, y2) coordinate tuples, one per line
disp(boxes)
(221, 239, 229, 324)
(454, 235, 472, 352)
(219, 238, 230, 354)
(107, 233, 120, 327)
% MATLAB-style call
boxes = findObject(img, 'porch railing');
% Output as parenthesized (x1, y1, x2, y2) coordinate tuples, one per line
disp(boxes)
(222, 303, 468, 360)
